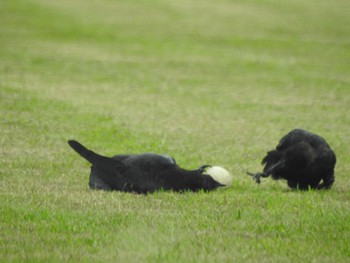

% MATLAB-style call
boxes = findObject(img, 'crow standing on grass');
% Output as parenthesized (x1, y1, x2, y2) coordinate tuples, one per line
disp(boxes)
(248, 129, 336, 190)
(68, 140, 231, 194)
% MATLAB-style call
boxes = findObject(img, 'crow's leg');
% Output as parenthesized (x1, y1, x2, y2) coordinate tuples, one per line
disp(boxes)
(317, 174, 335, 190)
(287, 180, 297, 189)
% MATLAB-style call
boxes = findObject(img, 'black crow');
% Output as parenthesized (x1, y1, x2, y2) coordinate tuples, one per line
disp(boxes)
(68, 140, 231, 194)
(248, 129, 336, 190)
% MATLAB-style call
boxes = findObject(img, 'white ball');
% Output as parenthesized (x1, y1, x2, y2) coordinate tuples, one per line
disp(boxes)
(205, 166, 232, 187)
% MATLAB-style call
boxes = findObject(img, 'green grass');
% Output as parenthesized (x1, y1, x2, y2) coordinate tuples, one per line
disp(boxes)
(1, 0, 350, 262)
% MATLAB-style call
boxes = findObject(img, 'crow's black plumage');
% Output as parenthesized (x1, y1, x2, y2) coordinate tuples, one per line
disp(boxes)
(248, 129, 336, 190)
(68, 140, 224, 194)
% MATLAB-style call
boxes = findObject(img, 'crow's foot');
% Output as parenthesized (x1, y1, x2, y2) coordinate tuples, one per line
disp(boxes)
(199, 165, 212, 173)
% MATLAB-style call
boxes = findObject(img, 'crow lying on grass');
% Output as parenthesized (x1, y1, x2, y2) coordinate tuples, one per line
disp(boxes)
(68, 140, 231, 194)
(248, 129, 336, 190)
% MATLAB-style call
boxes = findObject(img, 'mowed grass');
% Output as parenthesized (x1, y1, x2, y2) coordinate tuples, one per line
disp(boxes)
(1, 0, 350, 262)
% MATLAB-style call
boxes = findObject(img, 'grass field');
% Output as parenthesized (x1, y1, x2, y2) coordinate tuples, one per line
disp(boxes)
(1, 0, 350, 262)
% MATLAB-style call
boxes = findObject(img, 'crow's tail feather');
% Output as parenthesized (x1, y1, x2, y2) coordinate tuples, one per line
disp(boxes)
(68, 140, 108, 164)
